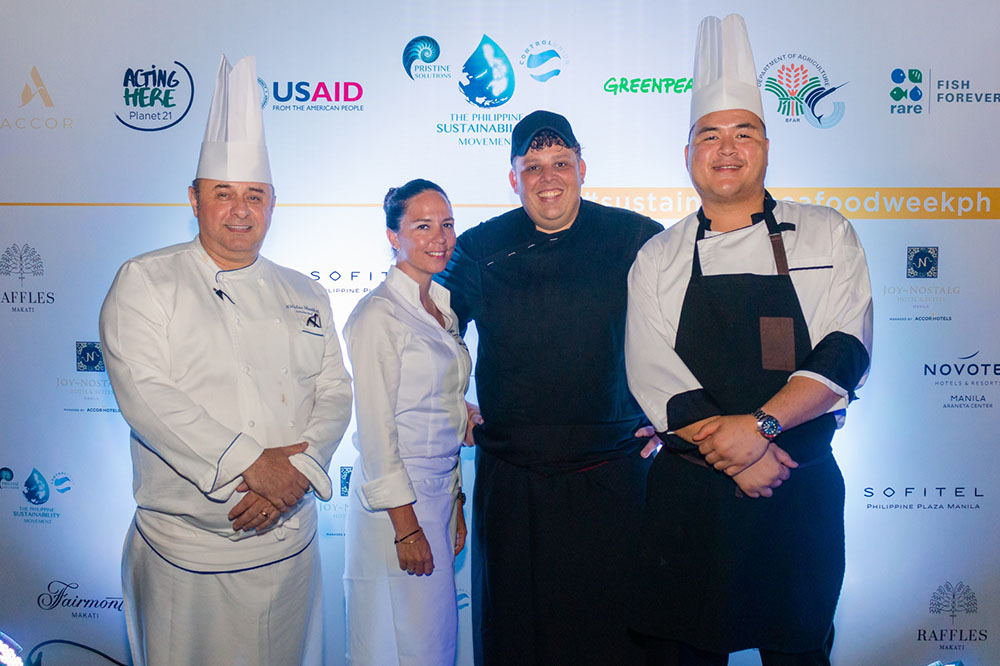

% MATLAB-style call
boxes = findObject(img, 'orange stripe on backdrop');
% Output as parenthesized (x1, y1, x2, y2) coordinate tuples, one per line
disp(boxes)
(4, 189, 998, 219)
(582, 187, 1000, 220)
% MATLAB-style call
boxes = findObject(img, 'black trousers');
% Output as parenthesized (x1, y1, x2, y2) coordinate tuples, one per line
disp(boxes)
(638, 625, 835, 666)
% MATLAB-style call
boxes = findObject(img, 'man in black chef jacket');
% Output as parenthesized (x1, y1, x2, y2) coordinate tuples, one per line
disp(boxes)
(437, 110, 663, 665)
(624, 14, 873, 666)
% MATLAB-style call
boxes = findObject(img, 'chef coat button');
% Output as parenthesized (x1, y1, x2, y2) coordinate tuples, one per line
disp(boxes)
(274, 317, 281, 324)
(243, 366, 251, 374)
(248, 420, 255, 428)
(281, 367, 289, 375)
(259, 278, 266, 285)
(288, 421, 296, 428)
(234, 317, 240, 325)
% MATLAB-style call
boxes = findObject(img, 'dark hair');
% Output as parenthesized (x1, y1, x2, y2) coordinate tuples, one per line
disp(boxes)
(513, 129, 582, 164)
(383, 179, 449, 231)
(190, 178, 276, 211)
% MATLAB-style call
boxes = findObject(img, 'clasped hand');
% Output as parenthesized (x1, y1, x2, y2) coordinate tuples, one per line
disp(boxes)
(228, 442, 312, 532)
(692, 415, 798, 499)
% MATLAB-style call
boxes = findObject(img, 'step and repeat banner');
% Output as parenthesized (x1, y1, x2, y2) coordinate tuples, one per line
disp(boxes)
(1, 1, 998, 664)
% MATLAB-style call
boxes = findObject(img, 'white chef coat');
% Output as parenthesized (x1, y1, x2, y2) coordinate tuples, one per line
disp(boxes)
(342, 266, 471, 666)
(343, 266, 471, 509)
(100, 237, 353, 571)
(626, 200, 873, 433)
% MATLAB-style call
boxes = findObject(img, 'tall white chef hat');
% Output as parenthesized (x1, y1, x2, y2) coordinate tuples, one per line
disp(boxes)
(195, 55, 272, 184)
(690, 14, 764, 128)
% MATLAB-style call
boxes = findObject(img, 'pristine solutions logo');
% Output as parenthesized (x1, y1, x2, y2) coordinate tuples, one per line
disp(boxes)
(1, 67, 73, 130)
(404, 36, 451, 80)
(890, 68, 924, 114)
(459, 35, 515, 107)
(758, 53, 846, 129)
(115, 61, 194, 131)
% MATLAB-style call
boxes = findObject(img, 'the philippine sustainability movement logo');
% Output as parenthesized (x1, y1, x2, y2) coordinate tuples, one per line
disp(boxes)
(115, 60, 194, 131)
(758, 52, 846, 129)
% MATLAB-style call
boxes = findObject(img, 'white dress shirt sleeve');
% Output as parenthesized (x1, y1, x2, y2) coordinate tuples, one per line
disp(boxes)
(100, 260, 265, 496)
(345, 297, 417, 511)
(625, 235, 707, 433)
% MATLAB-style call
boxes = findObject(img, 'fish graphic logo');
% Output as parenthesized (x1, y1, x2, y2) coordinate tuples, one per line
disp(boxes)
(459, 35, 515, 108)
(23, 468, 50, 505)
(889, 68, 923, 102)
(403, 36, 441, 80)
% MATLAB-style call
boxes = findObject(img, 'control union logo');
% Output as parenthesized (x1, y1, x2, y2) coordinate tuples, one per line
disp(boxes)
(459, 34, 515, 107)
(907, 246, 938, 278)
(115, 60, 194, 131)
(518, 39, 567, 83)
(0, 243, 55, 313)
(1, 66, 73, 131)
(758, 53, 846, 129)
(403, 36, 451, 80)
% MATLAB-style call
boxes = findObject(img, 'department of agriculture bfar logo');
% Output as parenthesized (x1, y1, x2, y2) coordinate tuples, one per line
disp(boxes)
(758, 53, 846, 129)
(907, 246, 938, 278)
(459, 34, 515, 107)
(518, 39, 567, 83)
(76, 341, 105, 372)
(403, 36, 451, 80)
(115, 60, 194, 131)
(889, 67, 924, 115)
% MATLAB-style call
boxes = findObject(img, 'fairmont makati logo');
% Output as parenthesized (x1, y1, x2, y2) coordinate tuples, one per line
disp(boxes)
(758, 52, 847, 129)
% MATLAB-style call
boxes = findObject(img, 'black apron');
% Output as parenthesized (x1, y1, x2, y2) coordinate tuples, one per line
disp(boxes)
(631, 206, 846, 654)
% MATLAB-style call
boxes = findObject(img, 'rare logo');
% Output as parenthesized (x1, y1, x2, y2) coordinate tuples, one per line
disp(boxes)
(77, 341, 105, 372)
(459, 35, 515, 108)
(115, 61, 194, 132)
(907, 246, 938, 278)
(759, 53, 847, 129)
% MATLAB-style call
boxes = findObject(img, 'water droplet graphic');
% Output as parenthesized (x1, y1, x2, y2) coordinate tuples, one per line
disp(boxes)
(459, 35, 515, 108)
(23, 468, 50, 505)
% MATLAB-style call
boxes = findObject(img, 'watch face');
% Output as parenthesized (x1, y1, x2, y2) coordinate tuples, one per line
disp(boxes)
(759, 415, 781, 439)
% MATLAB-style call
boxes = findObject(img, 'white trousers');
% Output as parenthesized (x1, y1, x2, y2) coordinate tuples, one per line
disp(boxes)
(122, 521, 323, 666)
(344, 471, 459, 666)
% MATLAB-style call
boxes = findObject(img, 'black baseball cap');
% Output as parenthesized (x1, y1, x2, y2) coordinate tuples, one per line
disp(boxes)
(510, 110, 579, 160)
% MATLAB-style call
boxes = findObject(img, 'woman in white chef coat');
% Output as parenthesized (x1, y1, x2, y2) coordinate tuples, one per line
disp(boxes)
(343, 179, 473, 666)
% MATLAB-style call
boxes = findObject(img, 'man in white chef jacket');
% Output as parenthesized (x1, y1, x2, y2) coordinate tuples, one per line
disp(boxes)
(100, 55, 352, 666)
(625, 15, 873, 665)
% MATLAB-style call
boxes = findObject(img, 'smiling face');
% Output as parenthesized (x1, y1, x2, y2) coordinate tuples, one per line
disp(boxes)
(685, 108, 769, 210)
(388, 189, 456, 284)
(190, 179, 274, 270)
(509, 142, 586, 233)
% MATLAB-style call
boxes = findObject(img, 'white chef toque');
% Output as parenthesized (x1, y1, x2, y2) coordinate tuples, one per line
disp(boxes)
(690, 14, 764, 128)
(195, 55, 272, 185)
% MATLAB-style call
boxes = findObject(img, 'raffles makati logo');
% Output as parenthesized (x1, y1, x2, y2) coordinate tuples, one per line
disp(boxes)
(758, 53, 847, 129)
(459, 34, 515, 107)
(403, 36, 451, 80)
(907, 246, 938, 278)
(917, 581, 988, 650)
(930, 581, 978, 624)
(115, 60, 194, 131)
(0, 243, 56, 313)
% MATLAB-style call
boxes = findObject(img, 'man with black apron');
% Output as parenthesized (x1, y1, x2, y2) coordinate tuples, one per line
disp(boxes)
(624, 15, 873, 665)
(437, 111, 663, 665)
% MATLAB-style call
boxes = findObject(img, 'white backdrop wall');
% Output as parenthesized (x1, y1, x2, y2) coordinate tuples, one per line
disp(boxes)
(1, 2, 998, 664)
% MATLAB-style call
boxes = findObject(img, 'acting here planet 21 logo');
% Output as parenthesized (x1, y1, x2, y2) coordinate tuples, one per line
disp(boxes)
(115, 60, 194, 131)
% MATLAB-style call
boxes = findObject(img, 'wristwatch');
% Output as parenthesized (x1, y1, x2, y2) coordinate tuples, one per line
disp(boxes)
(752, 409, 782, 440)
(456, 489, 467, 504)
